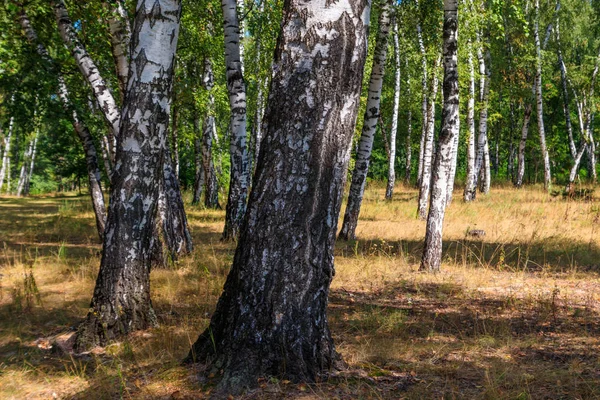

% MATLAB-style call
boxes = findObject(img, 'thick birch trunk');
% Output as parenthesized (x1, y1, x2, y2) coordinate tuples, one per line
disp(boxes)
(516, 104, 532, 187)
(417, 55, 441, 220)
(339, 0, 392, 240)
(421, 0, 459, 272)
(221, 0, 250, 241)
(385, 20, 401, 200)
(463, 45, 477, 201)
(19, 10, 107, 239)
(185, 0, 369, 392)
(75, 0, 182, 351)
(53, 0, 122, 148)
(104, 0, 131, 103)
(446, 122, 460, 204)
(0, 116, 14, 192)
(534, 0, 552, 190)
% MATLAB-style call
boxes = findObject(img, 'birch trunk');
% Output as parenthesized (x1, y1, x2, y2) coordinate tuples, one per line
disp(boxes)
(516, 104, 532, 187)
(53, 0, 122, 148)
(339, 0, 392, 240)
(534, 0, 552, 190)
(104, 0, 131, 102)
(192, 111, 204, 205)
(23, 132, 38, 196)
(405, 108, 413, 183)
(556, 16, 576, 160)
(417, 55, 441, 220)
(74, 0, 182, 351)
(0, 116, 14, 192)
(185, 0, 369, 392)
(18, 9, 107, 239)
(16, 138, 34, 197)
(416, 19, 428, 186)
(463, 44, 476, 201)
(385, 20, 401, 200)
(221, 0, 250, 240)
(421, 0, 459, 272)
(202, 58, 220, 209)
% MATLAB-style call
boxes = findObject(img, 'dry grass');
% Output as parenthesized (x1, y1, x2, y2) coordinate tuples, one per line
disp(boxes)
(1, 183, 600, 399)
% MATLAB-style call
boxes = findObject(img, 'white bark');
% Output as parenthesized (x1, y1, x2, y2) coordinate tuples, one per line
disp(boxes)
(416, 18, 428, 186)
(54, 0, 122, 153)
(0, 116, 14, 192)
(339, 0, 393, 240)
(16, 137, 34, 197)
(516, 104, 532, 187)
(385, 20, 401, 200)
(19, 8, 107, 239)
(221, 0, 250, 240)
(417, 54, 441, 220)
(463, 43, 476, 201)
(534, 0, 552, 190)
(421, 0, 459, 272)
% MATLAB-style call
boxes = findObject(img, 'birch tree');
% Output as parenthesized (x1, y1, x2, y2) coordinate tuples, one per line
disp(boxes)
(75, 0, 182, 351)
(385, 19, 401, 200)
(463, 42, 477, 200)
(421, 0, 459, 272)
(18, 8, 107, 239)
(339, 0, 392, 240)
(417, 54, 441, 220)
(0, 114, 14, 192)
(533, 0, 552, 190)
(185, 0, 370, 392)
(221, 0, 250, 241)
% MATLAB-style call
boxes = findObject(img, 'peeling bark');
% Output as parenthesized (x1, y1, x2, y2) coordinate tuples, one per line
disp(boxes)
(185, 0, 369, 393)
(74, 0, 182, 351)
(421, 0, 459, 272)
(339, 0, 392, 240)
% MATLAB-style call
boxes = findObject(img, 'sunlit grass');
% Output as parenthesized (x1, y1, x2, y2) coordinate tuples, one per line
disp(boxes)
(0, 184, 600, 398)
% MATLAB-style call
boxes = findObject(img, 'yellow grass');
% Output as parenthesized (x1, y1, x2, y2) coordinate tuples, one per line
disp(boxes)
(1, 183, 600, 399)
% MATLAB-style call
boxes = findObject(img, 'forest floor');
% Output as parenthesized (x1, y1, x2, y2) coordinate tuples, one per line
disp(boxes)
(1, 183, 600, 399)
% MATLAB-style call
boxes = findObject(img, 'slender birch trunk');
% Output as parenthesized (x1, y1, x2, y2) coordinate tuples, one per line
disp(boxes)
(192, 110, 204, 205)
(534, 0, 552, 190)
(202, 58, 220, 209)
(16, 138, 34, 197)
(405, 109, 413, 183)
(417, 55, 441, 220)
(0, 116, 14, 192)
(23, 131, 38, 196)
(104, 0, 131, 103)
(19, 9, 107, 239)
(185, 0, 369, 391)
(516, 104, 532, 187)
(421, 0, 459, 272)
(385, 20, 401, 200)
(339, 0, 393, 240)
(556, 15, 576, 160)
(75, 0, 182, 351)
(416, 19, 428, 187)
(463, 44, 477, 201)
(53, 0, 122, 146)
(221, 0, 250, 240)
